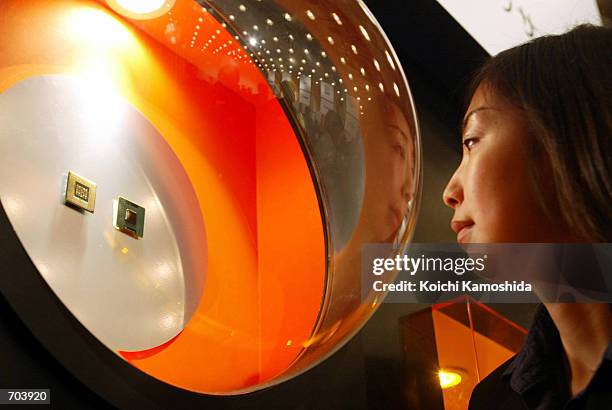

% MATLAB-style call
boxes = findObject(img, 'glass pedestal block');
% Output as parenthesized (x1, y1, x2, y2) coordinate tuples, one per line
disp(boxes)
(399, 297, 527, 409)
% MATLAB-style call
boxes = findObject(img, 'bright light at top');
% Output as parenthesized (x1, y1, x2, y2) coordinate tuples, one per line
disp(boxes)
(116, 0, 165, 14)
(107, 0, 175, 20)
(64, 7, 134, 48)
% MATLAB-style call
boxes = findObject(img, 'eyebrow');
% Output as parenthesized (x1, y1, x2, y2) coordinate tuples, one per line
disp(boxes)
(462, 106, 496, 133)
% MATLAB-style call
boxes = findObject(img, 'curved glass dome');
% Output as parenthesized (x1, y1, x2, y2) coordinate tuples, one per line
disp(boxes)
(0, 0, 421, 395)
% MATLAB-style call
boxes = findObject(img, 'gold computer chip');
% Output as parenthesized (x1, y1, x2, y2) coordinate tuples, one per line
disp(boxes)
(65, 171, 97, 213)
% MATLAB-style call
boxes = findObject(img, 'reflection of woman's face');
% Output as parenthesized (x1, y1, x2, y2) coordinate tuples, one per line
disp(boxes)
(443, 84, 569, 243)
(366, 104, 414, 242)
(386, 119, 414, 227)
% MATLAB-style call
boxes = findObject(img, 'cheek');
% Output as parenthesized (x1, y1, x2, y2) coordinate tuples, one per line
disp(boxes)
(391, 156, 406, 191)
(466, 148, 539, 242)
(467, 158, 508, 239)
(374, 146, 405, 197)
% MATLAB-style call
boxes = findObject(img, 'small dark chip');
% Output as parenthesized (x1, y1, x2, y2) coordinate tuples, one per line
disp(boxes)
(114, 197, 145, 238)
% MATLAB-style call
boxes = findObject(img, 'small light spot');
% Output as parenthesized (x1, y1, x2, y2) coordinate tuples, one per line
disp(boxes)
(439, 370, 463, 389)
(359, 25, 371, 41)
(386, 50, 396, 71)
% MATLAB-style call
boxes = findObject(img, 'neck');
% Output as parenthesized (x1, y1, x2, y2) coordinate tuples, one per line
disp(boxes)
(544, 303, 612, 397)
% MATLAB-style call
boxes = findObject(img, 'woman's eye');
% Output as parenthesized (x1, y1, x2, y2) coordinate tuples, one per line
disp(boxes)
(463, 137, 478, 151)
(393, 144, 406, 159)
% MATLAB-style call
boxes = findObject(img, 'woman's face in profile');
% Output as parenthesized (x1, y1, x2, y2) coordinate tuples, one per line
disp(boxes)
(367, 103, 415, 242)
(443, 84, 567, 243)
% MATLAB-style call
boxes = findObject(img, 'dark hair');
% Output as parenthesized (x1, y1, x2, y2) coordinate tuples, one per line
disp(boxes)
(468, 24, 612, 241)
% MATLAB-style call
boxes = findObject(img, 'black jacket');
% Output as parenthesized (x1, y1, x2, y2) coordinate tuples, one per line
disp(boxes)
(469, 305, 612, 410)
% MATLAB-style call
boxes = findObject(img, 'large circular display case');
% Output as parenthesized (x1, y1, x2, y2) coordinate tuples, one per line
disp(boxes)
(0, 0, 421, 397)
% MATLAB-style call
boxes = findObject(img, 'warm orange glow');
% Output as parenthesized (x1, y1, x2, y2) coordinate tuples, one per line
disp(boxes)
(438, 369, 462, 389)
(431, 303, 526, 409)
(1, 0, 325, 393)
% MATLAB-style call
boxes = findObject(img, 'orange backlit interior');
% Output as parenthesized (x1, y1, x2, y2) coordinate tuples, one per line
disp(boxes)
(0, 0, 325, 393)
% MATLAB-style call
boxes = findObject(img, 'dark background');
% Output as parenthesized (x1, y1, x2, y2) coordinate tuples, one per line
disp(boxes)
(0, 1, 545, 409)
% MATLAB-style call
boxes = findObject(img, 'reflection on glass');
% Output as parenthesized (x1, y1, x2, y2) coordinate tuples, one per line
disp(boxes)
(0, 0, 421, 395)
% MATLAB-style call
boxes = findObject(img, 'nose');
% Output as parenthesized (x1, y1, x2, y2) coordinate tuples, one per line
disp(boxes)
(443, 167, 463, 209)
(401, 173, 413, 202)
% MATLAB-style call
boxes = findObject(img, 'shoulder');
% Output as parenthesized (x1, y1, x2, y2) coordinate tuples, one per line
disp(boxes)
(468, 357, 527, 410)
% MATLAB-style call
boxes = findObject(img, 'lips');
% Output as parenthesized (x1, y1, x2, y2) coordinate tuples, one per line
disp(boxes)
(451, 220, 474, 243)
